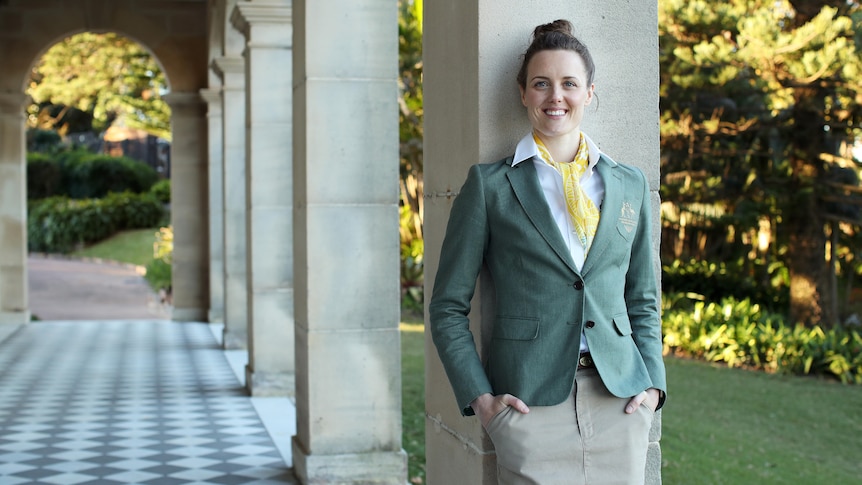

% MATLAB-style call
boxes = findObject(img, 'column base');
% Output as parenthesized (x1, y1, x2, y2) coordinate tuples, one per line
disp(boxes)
(222, 328, 248, 350)
(292, 437, 407, 485)
(0, 310, 29, 325)
(172, 307, 207, 322)
(208, 308, 224, 323)
(245, 366, 295, 397)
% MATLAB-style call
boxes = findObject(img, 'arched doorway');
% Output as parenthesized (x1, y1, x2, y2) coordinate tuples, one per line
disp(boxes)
(0, 0, 210, 326)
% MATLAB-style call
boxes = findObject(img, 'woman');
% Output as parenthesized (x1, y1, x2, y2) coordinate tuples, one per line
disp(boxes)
(429, 19, 667, 484)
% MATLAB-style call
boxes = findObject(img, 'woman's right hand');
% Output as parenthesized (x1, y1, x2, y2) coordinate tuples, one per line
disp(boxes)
(470, 393, 530, 428)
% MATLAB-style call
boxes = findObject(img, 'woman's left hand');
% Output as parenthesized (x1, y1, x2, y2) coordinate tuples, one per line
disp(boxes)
(625, 388, 659, 414)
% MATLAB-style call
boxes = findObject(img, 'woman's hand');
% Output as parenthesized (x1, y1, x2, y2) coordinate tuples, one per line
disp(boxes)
(626, 388, 660, 414)
(470, 393, 530, 428)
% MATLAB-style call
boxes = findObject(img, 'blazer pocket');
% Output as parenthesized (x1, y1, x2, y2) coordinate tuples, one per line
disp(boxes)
(613, 313, 633, 336)
(493, 316, 540, 340)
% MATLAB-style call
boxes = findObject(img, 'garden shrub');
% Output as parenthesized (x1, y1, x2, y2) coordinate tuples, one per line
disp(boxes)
(26, 128, 62, 153)
(27, 153, 64, 199)
(28, 192, 164, 253)
(149, 179, 171, 204)
(144, 226, 172, 292)
(27, 148, 161, 199)
(662, 258, 790, 311)
(64, 154, 158, 198)
(663, 293, 862, 384)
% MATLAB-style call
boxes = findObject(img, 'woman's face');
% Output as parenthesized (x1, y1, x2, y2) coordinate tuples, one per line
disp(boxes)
(520, 49, 594, 144)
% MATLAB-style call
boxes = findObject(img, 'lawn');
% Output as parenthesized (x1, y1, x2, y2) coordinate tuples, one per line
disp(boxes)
(69, 227, 158, 266)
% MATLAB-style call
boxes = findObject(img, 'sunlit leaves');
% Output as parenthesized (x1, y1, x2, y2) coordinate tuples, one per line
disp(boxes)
(27, 32, 170, 139)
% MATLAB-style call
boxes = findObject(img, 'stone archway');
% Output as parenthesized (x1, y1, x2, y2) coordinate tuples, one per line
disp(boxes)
(0, 0, 210, 325)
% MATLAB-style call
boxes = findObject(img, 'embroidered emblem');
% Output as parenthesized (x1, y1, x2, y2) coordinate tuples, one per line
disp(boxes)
(620, 201, 638, 233)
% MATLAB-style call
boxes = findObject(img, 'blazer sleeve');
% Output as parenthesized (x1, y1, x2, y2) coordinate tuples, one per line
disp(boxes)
(428, 164, 494, 416)
(625, 169, 668, 408)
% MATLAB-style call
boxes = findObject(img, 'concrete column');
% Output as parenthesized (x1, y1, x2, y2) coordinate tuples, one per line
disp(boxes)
(423, 1, 663, 484)
(164, 92, 209, 322)
(292, 0, 406, 483)
(200, 87, 225, 323)
(231, 0, 295, 397)
(211, 55, 249, 348)
(0, 92, 29, 326)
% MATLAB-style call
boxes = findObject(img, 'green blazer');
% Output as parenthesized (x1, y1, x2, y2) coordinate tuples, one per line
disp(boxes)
(429, 153, 667, 416)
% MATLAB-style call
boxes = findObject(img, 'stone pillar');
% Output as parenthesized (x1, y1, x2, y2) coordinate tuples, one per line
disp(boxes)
(0, 92, 29, 325)
(164, 92, 209, 322)
(423, 1, 663, 484)
(200, 87, 225, 323)
(292, 0, 406, 483)
(231, 0, 295, 397)
(211, 55, 249, 348)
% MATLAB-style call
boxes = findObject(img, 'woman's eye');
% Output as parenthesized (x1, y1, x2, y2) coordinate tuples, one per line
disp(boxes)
(534, 81, 548, 88)
(564, 81, 576, 87)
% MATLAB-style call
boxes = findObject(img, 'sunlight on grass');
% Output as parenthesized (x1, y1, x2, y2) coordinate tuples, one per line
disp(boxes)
(69, 228, 157, 267)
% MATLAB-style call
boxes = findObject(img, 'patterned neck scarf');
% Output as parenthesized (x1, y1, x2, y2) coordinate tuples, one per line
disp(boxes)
(533, 132, 600, 253)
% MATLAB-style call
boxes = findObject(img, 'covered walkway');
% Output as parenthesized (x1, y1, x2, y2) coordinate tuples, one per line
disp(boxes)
(0, 258, 298, 484)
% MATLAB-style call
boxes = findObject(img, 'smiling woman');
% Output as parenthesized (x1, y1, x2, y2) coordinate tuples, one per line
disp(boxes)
(429, 19, 666, 485)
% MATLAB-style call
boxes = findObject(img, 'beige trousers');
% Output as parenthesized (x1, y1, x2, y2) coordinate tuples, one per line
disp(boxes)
(485, 368, 653, 485)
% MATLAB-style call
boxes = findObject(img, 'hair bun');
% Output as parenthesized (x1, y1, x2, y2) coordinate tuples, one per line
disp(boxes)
(532, 19, 574, 39)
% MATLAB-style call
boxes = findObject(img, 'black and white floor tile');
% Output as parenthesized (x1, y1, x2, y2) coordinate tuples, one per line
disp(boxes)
(0, 320, 296, 484)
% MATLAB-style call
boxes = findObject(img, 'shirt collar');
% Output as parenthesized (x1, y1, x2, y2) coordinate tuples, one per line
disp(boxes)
(512, 132, 603, 170)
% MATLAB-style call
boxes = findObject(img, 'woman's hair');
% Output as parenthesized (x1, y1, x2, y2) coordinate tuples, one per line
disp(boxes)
(516, 19, 596, 89)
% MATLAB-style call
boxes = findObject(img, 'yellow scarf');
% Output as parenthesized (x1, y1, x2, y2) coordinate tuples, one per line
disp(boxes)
(534, 132, 600, 253)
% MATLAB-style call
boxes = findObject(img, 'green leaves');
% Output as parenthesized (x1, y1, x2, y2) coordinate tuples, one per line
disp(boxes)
(27, 32, 169, 139)
(663, 293, 862, 383)
(27, 192, 164, 253)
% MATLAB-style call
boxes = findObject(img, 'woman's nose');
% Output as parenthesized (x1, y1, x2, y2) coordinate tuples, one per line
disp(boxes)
(549, 85, 563, 101)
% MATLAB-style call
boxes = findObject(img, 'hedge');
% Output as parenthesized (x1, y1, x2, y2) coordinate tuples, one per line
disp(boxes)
(27, 149, 160, 200)
(28, 192, 164, 253)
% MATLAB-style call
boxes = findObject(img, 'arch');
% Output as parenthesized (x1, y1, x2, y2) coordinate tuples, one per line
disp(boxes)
(0, 0, 210, 325)
(21, 29, 174, 94)
(0, 0, 207, 94)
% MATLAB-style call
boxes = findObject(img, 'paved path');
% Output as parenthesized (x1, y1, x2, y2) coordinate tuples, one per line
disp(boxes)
(28, 256, 170, 321)
(0, 256, 298, 484)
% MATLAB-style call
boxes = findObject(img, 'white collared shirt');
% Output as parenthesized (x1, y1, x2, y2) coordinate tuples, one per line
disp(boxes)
(512, 132, 606, 272)
(512, 132, 605, 354)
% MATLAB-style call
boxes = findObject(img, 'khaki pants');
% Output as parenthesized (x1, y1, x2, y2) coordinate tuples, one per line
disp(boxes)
(485, 368, 653, 485)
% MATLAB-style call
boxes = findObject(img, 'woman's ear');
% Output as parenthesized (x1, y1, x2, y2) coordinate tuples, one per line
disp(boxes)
(519, 85, 527, 107)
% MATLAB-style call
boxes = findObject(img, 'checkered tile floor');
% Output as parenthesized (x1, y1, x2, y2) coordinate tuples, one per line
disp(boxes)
(0, 320, 296, 484)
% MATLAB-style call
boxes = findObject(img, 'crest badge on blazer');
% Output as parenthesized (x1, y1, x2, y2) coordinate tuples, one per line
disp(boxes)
(620, 201, 637, 233)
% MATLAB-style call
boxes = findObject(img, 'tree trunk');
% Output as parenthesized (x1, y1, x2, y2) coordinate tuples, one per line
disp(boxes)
(785, 193, 831, 326)
(785, 84, 837, 327)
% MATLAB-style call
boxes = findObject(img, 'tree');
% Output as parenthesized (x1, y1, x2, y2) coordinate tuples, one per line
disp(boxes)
(27, 32, 170, 139)
(399, 0, 424, 310)
(660, 0, 862, 326)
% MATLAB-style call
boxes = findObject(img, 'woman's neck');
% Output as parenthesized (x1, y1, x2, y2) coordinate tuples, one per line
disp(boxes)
(535, 130, 582, 163)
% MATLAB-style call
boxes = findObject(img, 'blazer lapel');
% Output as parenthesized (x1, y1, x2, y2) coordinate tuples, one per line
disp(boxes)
(582, 156, 621, 276)
(506, 159, 578, 274)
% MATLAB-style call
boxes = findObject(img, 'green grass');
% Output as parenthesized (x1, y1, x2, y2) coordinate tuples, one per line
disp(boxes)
(401, 313, 426, 484)
(661, 356, 862, 484)
(401, 329, 862, 485)
(69, 228, 158, 266)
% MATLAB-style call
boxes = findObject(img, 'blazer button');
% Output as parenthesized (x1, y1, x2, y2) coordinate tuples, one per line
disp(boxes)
(573, 281, 584, 290)
(585, 320, 596, 329)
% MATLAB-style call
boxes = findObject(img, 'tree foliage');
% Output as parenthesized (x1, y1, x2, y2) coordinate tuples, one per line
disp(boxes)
(660, 0, 862, 327)
(399, 0, 425, 312)
(27, 32, 170, 139)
